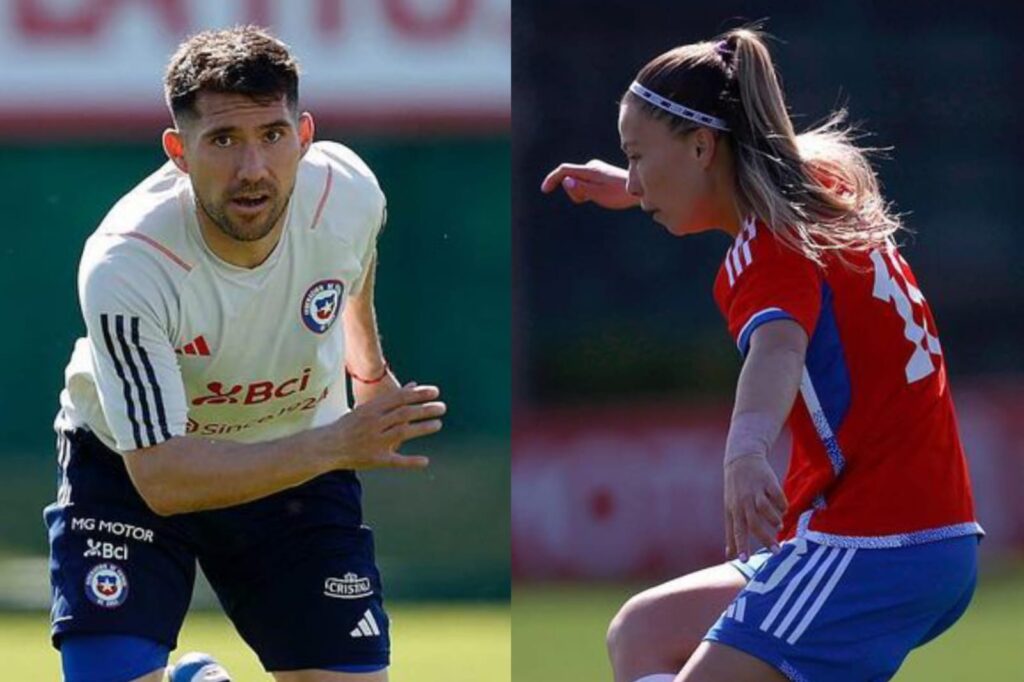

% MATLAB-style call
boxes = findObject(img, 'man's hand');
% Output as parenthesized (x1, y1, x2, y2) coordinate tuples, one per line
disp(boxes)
(724, 454, 788, 562)
(540, 159, 638, 209)
(327, 383, 445, 471)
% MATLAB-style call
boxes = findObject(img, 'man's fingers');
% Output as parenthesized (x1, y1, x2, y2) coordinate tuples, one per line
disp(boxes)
(385, 453, 431, 470)
(385, 418, 443, 442)
(381, 401, 447, 428)
(373, 384, 440, 412)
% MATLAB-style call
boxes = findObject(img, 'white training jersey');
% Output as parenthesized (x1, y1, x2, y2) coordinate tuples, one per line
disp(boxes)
(56, 141, 385, 453)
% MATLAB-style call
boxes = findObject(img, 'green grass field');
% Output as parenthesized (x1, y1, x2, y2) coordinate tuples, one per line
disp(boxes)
(513, 572, 1024, 681)
(1, 602, 509, 680)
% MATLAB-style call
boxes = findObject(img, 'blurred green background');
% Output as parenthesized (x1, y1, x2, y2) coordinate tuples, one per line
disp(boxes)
(0, 135, 510, 601)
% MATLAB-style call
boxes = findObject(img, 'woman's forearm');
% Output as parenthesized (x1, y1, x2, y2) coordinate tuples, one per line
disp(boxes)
(726, 319, 807, 463)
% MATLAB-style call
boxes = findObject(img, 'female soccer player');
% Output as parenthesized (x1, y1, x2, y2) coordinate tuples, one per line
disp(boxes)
(541, 27, 982, 682)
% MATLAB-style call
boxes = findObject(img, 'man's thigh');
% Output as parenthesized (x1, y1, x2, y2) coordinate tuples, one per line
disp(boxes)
(46, 430, 196, 653)
(195, 475, 389, 674)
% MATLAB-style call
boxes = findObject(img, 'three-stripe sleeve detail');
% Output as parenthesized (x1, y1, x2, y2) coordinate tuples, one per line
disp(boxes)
(131, 316, 172, 441)
(723, 218, 758, 288)
(114, 314, 155, 446)
(100, 314, 142, 449)
(99, 313, 170, 448)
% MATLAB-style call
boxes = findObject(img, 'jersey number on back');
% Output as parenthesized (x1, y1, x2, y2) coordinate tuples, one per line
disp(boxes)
(870, 248, 942, 384)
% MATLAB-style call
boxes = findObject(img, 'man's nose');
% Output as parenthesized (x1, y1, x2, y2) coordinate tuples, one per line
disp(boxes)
(236, 142, 269, 183)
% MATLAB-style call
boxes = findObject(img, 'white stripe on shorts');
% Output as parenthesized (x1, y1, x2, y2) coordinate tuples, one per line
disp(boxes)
(772, 547, 841, 639)
(758, 544, 827, 633)
(786, 548, 857, 644)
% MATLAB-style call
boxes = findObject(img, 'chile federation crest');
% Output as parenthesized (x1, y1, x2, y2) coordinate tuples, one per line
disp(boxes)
(85, 563, 129, 608)
(301, 279, 345, 334)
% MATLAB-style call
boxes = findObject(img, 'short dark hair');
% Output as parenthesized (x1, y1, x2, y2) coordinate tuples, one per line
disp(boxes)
(164, 25, 300, 124)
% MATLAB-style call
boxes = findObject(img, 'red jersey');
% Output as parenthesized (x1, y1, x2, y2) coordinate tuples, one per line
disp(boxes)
(713, 218, 981, 548)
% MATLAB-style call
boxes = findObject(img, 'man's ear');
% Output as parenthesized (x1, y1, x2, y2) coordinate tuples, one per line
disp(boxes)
(298, 112, 315, 155)
(162, 129, 188, 173)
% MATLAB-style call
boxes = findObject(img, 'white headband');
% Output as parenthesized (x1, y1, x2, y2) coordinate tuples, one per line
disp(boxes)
(628, 81, 731, 132)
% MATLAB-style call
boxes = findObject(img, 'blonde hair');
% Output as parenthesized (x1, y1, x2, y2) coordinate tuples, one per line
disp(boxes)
(626, 26, 903, 264)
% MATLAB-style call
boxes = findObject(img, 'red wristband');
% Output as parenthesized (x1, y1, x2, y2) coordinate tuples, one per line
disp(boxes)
(347, 362, 390, 384)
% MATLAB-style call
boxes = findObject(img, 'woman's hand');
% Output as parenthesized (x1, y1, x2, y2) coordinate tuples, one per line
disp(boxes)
(724, 454, 788, 561)
(540, 159, 638, 209)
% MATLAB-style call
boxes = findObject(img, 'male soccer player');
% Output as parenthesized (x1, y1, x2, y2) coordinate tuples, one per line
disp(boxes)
(44, 26, 445, 682)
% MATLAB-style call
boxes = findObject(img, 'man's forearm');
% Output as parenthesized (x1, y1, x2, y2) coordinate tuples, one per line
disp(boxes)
(125, 426, 334, 516)
(344, 301, 386, 376)
(343, 251, 388, 375)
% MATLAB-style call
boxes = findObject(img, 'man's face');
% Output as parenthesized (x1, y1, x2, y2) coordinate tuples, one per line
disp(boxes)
(170, 91, 312, 243)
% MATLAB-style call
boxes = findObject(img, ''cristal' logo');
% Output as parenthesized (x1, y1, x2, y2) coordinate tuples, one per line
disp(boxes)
(192, 368, 312, 406)
(324, 572, 373, 599)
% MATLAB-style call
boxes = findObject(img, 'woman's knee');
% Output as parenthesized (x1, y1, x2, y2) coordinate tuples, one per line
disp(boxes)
(607, 591, 670, 670)
(607, 566, 747, 679)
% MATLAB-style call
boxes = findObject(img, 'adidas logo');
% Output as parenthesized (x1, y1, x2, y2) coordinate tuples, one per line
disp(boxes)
(176, 335, 211, 357)
(349, 609, 381, 638)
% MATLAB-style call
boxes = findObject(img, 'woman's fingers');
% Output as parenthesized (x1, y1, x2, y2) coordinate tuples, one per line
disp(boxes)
(725, 508, 737, 560)
(748, 499, 781, 553)
(766, 481, 789, 515)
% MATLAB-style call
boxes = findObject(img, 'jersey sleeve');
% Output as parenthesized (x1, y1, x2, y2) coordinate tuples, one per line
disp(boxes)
(311, 141, 387, 298)
(349, 198, 385, 297)
(79, 242, 188, 451)
(722, 227, 823, 356)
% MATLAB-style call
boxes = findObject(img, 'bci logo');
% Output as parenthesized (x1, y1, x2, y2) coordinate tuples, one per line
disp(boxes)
(192, 368, 313, 406)
(83, 538, 128, 561)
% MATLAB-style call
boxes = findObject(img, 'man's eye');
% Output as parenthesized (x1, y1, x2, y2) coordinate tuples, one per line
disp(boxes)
(265, 129, 284, 143)
(212, 136, 232, 147)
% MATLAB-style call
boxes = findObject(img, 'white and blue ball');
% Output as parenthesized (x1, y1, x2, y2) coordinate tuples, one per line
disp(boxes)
(167, 652, 231, 682)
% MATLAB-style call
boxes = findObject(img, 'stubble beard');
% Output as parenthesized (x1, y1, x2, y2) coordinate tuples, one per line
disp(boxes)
(197, 187, 292, 243)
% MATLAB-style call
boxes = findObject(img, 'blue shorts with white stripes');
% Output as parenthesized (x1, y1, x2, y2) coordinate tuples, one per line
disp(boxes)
(709, 535, 978, 682)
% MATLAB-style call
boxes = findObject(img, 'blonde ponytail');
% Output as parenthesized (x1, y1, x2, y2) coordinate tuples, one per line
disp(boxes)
(628, 26, 904, 264)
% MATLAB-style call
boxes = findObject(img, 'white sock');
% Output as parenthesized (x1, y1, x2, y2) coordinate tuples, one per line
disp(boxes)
(633, 675, 676, 682)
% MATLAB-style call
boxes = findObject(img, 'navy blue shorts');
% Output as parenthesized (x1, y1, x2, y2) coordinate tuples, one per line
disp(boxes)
(44, 429, 390, 672)
(711, 535, 978, 681)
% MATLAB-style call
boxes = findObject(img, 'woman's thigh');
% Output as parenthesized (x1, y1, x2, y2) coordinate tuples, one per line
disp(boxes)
(607, 562, 747, 681)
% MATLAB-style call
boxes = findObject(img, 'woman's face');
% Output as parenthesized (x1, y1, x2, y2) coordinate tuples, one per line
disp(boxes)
(618, 100, 720, 237)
